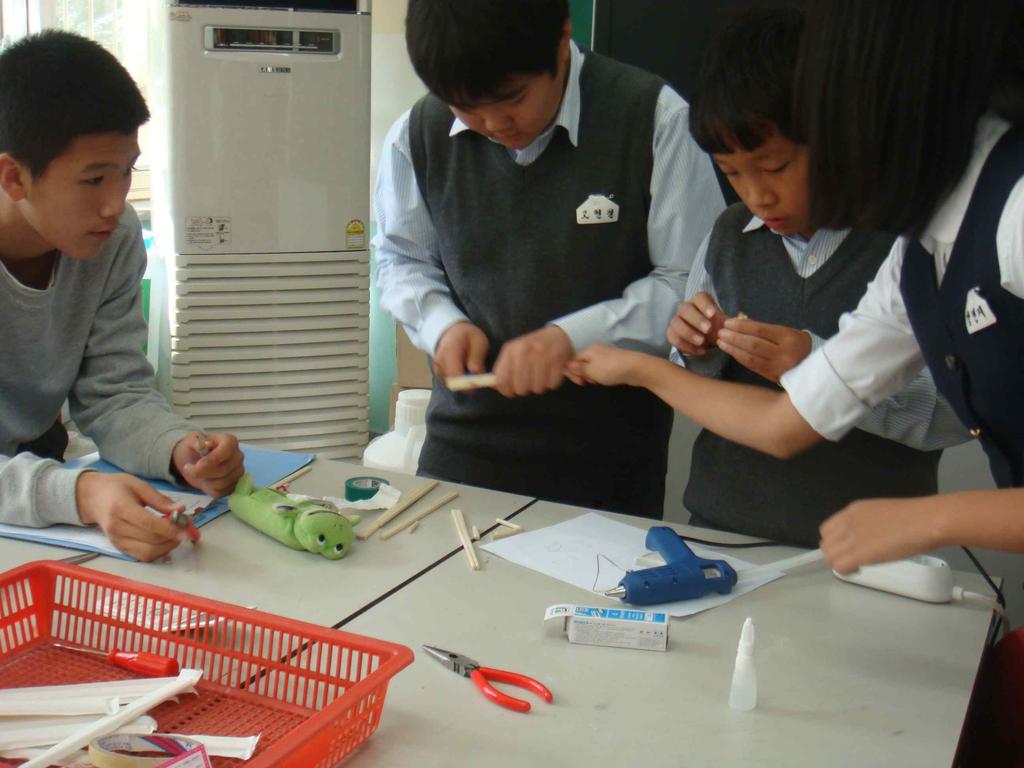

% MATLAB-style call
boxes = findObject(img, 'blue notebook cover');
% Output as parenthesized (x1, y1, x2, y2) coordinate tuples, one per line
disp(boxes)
(0, 444, 315, 560)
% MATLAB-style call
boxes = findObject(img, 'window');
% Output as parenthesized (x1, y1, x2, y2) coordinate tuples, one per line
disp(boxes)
(1, 0, 152, 204)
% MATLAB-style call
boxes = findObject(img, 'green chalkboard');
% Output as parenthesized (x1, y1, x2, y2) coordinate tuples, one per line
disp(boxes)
(569, 0, 594, 47)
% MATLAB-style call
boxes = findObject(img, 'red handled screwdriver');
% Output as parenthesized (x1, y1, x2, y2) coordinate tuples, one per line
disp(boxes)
(53, 643, 180, 676)
(164, 508, 201, 543)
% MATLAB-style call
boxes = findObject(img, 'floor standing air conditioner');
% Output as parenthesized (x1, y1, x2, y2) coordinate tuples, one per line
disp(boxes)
(149, 0, 371, 460)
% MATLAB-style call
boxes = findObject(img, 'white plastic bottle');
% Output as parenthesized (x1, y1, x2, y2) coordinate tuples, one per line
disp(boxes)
(729, 617, 757, 711)
(362, 389, 430, 474)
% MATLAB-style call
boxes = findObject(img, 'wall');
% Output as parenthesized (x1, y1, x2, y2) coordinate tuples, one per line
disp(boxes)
(368, 0, 425, 433)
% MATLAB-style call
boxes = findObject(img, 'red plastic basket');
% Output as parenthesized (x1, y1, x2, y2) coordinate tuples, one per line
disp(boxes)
(0, 561, 413, 767)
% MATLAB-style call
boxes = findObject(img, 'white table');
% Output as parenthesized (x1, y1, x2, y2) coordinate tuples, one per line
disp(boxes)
(0, 476, 995, 765)
(342, 500, 994, 768)
(0, 537, 82, 570)
(87, 459, 533, 625)
(0, 459, 533, 627)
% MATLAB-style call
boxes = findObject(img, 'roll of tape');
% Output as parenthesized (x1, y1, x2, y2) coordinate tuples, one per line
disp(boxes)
(89, 734, 208, 767)
(344, 476, 389, 501)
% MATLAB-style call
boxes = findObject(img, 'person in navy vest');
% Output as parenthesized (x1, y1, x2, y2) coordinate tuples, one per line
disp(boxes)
(373, 0, 723, 517)
(568, 0, 1023, 570)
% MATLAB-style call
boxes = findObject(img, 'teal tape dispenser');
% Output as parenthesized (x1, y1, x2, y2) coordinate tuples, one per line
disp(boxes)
(345, 476, 389, 502)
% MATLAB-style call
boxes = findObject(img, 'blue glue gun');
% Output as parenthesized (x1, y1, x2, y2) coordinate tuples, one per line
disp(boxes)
(604, 526, 738, 605)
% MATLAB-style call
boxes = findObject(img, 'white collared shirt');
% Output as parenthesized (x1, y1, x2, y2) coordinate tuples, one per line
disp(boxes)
(675, 217, 967, 450)
(780, 114, 1024, 441)
(372, 41, 724, 356)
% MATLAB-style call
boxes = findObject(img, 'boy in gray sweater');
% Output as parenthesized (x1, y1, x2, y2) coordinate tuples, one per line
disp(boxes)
(0, 31, 244, 561)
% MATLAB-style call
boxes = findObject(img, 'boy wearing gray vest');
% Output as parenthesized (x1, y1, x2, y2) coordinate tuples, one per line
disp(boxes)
(666, 9, 968, 546)
(374, 0, 723, 517)
(0, 32, 244, 561)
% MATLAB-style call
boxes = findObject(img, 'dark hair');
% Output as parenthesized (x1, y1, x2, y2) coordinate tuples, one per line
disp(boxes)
(689, 6, 804, 154)
(0, 30, 149, 177)
(406, 0, 570, 107)
(793, 0, 1024, 236)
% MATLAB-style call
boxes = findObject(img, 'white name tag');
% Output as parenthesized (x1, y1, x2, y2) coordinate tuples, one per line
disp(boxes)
(965, 286, 997, 335)
(576, 194, 619, 225)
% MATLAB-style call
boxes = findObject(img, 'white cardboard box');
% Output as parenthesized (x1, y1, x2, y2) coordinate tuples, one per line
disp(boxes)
(545, 604, 669, 651)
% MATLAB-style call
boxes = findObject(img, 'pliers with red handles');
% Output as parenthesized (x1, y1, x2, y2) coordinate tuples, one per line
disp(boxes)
(422, 645, 554, 713)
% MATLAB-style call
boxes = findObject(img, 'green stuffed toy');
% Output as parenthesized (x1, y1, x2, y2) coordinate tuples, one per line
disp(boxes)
(228, 473, 359, 560)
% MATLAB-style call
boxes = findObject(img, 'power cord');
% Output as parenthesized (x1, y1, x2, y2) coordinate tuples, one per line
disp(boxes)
(959, 546, 1008, 640)
(952, 585, 1009, 625)
(960, 546, 1006, 609)
(678, 533, 780, 549)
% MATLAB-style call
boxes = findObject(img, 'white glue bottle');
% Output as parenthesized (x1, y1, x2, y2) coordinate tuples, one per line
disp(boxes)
(729, 617, 757, 711)
(363, 389, 430, 474)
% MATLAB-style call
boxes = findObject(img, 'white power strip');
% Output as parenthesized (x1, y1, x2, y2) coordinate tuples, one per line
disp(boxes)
(833, 555, 954, 603)
(636, 549, 959, 605)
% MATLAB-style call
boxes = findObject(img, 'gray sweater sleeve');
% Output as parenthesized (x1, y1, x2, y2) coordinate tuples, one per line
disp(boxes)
(0, 455, 89, 527)
(68, 213, 200, 481)
(0, 209, 200, 529)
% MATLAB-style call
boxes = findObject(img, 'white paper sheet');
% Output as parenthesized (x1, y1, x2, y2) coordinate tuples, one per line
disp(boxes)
(480, 512, 784, 617)
(0, 678, 190, 704)
(20, 669, 202, 768)
(288, 482, 400, 514)
(0, 714, 156, 752)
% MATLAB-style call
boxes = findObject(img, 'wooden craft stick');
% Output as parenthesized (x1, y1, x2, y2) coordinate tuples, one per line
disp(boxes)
(451, 508, 480, 571)
(272, 464, 313, 490)
(492, 527, 522, 541)
(494, 518, 522, 531)
(471, 525, 480, 541)
(408, 521, 420, 534)
(379, 491, 459, 540)
(445, 373, 497, 391)
(356, 479, 440, 540)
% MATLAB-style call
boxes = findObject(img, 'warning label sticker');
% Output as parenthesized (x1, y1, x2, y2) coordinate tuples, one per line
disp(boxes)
(184, 216, 231, 250)
(345, 219, 366, 250)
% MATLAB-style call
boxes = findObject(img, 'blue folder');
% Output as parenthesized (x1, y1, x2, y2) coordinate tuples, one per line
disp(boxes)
(0, 444, 314, 560)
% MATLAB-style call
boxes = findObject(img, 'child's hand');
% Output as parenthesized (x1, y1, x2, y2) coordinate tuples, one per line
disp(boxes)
(172, 432, 244, 498)
(820, 497, 938, 574)
(566, 344, 644, 388)
(435, 322, 490, 381)
(492, 325, 573, 397)
(76, 472, 187, 561)
(716, 316, 812, 383)
(667, 293, 727, 356)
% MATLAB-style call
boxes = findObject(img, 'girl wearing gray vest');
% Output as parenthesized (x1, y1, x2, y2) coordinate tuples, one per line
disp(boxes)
(568, 0, 1024, 573)
(373, 0, 723, 517)
(669, 8, 966, 548)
